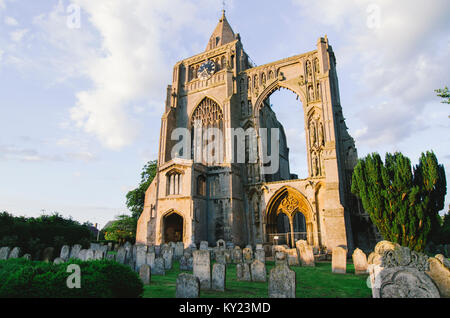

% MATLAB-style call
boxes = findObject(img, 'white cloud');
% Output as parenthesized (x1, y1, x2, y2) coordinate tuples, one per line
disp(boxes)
(10, 28, 28, 42)
(292, 0, 450, 146)
(4, 16, 18, 26)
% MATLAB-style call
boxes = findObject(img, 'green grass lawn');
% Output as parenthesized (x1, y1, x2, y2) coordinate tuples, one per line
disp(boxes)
(142, 261, 371, 298)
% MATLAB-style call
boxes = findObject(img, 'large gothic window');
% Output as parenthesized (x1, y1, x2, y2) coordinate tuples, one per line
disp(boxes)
(191, 97, 224, 165)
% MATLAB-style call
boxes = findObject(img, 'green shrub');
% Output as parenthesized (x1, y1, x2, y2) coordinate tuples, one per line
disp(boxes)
(0, 258, 143, 298)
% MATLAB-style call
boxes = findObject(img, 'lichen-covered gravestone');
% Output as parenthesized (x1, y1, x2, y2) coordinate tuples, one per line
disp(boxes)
(193, 250, 211, 290)
(251, 260, 267, 282)
(174, 242, 184, 261)
(77, 249, 87, 261)
(180, 253, 193, 271)
(42, 247, 55, 263)
(286, 249, 299, 266)
(85, 249, 95, 261)
(426, 256, 450, 298)
(0, 247, 11, 260)
(163, 249, 173, 270)
(212, 263, 226, 291)
(60, 245, 70, 261)
(352, 248, 368, 275)
(331, 246, 347, 274)
(152, 257, 166, 275)
(146, 252, 155, 269)
(255, 249, 265, 264)
(232, 247, 243, 264)
(136, 245, 148, 270)
(69, 244, 82, 259)
(274, 252, 288, 266)
(176, 273, 200, 298)
(236, 263, 251, 281)
(242, 247, 253, 264)
(268, 264, 296, 298)
(8, 247, 21, 259)
(199, 241, 209, 250)
(139, 264, 151, 285)
(296, 240, 315, 267)
(116, 247, 127, 264)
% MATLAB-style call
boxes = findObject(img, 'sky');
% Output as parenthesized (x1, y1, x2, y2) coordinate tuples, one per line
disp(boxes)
(0, 0, 449, 229)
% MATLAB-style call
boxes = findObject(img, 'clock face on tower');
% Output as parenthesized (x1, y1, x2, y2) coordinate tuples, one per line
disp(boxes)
(197, 60, 216, 80)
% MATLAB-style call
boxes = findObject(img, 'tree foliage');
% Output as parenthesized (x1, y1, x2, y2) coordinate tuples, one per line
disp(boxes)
(102, 215, 137, 244)
(351, 151, 446, 251)
(126, 160, 157, 219)
(435, 86, 450, 104)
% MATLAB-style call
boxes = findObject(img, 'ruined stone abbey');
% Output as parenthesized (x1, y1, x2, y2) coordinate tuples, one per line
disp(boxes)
(136, 12, 377, 252)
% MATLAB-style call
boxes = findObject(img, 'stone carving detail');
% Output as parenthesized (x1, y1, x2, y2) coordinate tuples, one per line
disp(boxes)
(280, 194, 299, 215)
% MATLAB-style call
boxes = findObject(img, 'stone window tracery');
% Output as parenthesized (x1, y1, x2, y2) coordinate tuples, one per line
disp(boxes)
(167, 171, 182, 195)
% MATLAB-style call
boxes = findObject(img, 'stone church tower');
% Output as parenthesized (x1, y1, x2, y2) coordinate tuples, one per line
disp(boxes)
(136, 12, 376, 252)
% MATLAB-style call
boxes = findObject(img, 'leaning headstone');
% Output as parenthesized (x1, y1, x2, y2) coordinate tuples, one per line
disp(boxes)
(332, 246, 347, 274)
(180, 254, 193, 271)
(42, 247, 55, 263)
(296, 240, 315, 267)
(53, 257, 65, 265)
(269, 264, 296, 298)
(426, 256, 450, 298)
(352, 248, 368, 275)
(243, 247, 253, 264)
(116, 247, 127, 264)
(8, 247, 21, 259)
(176, 273, 200, 298)
(236, 263, 251, 281)
(162, 249, 173, 270)
(255, 249, 265, 264)
(193, 250, 211, 290)
(199, 241, 209, 250)
(152, 257, 165, 275)
(275, 252, 288, 266)
(139, 264, 151, 285)
(232, 247, 243, 264)
(251, 260, 267, 282)
(60, 245, 70, 261)
(212, 263, 226, 291)
(0, 247, 11, 260)
(69, 244, 82, 259)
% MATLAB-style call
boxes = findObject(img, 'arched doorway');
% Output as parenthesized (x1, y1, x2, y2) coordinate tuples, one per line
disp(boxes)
(266, 187, 313, 247)
(163, 211, 184, 243)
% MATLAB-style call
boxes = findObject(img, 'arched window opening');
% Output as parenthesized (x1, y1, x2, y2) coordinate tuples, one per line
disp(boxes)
(166, 171, 182, 195)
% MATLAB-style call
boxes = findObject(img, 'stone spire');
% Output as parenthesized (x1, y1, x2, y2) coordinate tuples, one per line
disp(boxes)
(205, 10, 236, 51)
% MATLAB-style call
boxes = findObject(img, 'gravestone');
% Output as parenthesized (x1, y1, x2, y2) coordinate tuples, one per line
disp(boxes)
(90, 243, 100, 251)
(176, 273, 200, 298)
(269, 264, 296, 298)
(199, 241, 209, 250)
(352, 248, 368, 275)
(251, 260, 267, 282)
(286, 249, 299, 266)
(139, 264, 151, 285)
(77, 249, 87, 261)
(146, 252, 156, 269)
(163, 249, 173, 270)
(85, 249, 95, 261)
(275, 252, 288, 266)
(152, 257, 165, 275)
(107, 242, 113, 251)
(100, 245, 108, 255)
(136, 245, 148, 270)
(255, 249, 265, 263)
(212, 263, 226, 291)
(69, 244, 82, 259)
(245, 245, 253, 252)
(180, 253, 193, 271)
(216, 239, 226, 249)
(116, 247, 127, 264)
(106, 253, 115, 261)
(296, 240, 315, 267)
(236, 263, 251, 281)
(426, 257, 450, 297)
(8, 247, 21, 259)
(174, 242, 184, 261)
(232, 247, 243, 264)
(256, 244, 263, 250)
(193, 250, 211, 290)
(114, 243, 119, 252)
(148, 245, 156, 254)
(0, 247, 11, 260)
(332, 246, 347, 274)
(22, 254, 31, 260)
(224, 249, 232, 264)
(60, 245, 70, 261)
(94, 250, 104, 260)
(215, 249, 226, 264)
(42, 247, 55, 263)
(242, 247, 253, 264)
(53, 257, 64, 265)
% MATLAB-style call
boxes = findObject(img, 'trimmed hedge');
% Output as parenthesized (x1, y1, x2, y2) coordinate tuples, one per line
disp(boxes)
(0, 258, 143, 298)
